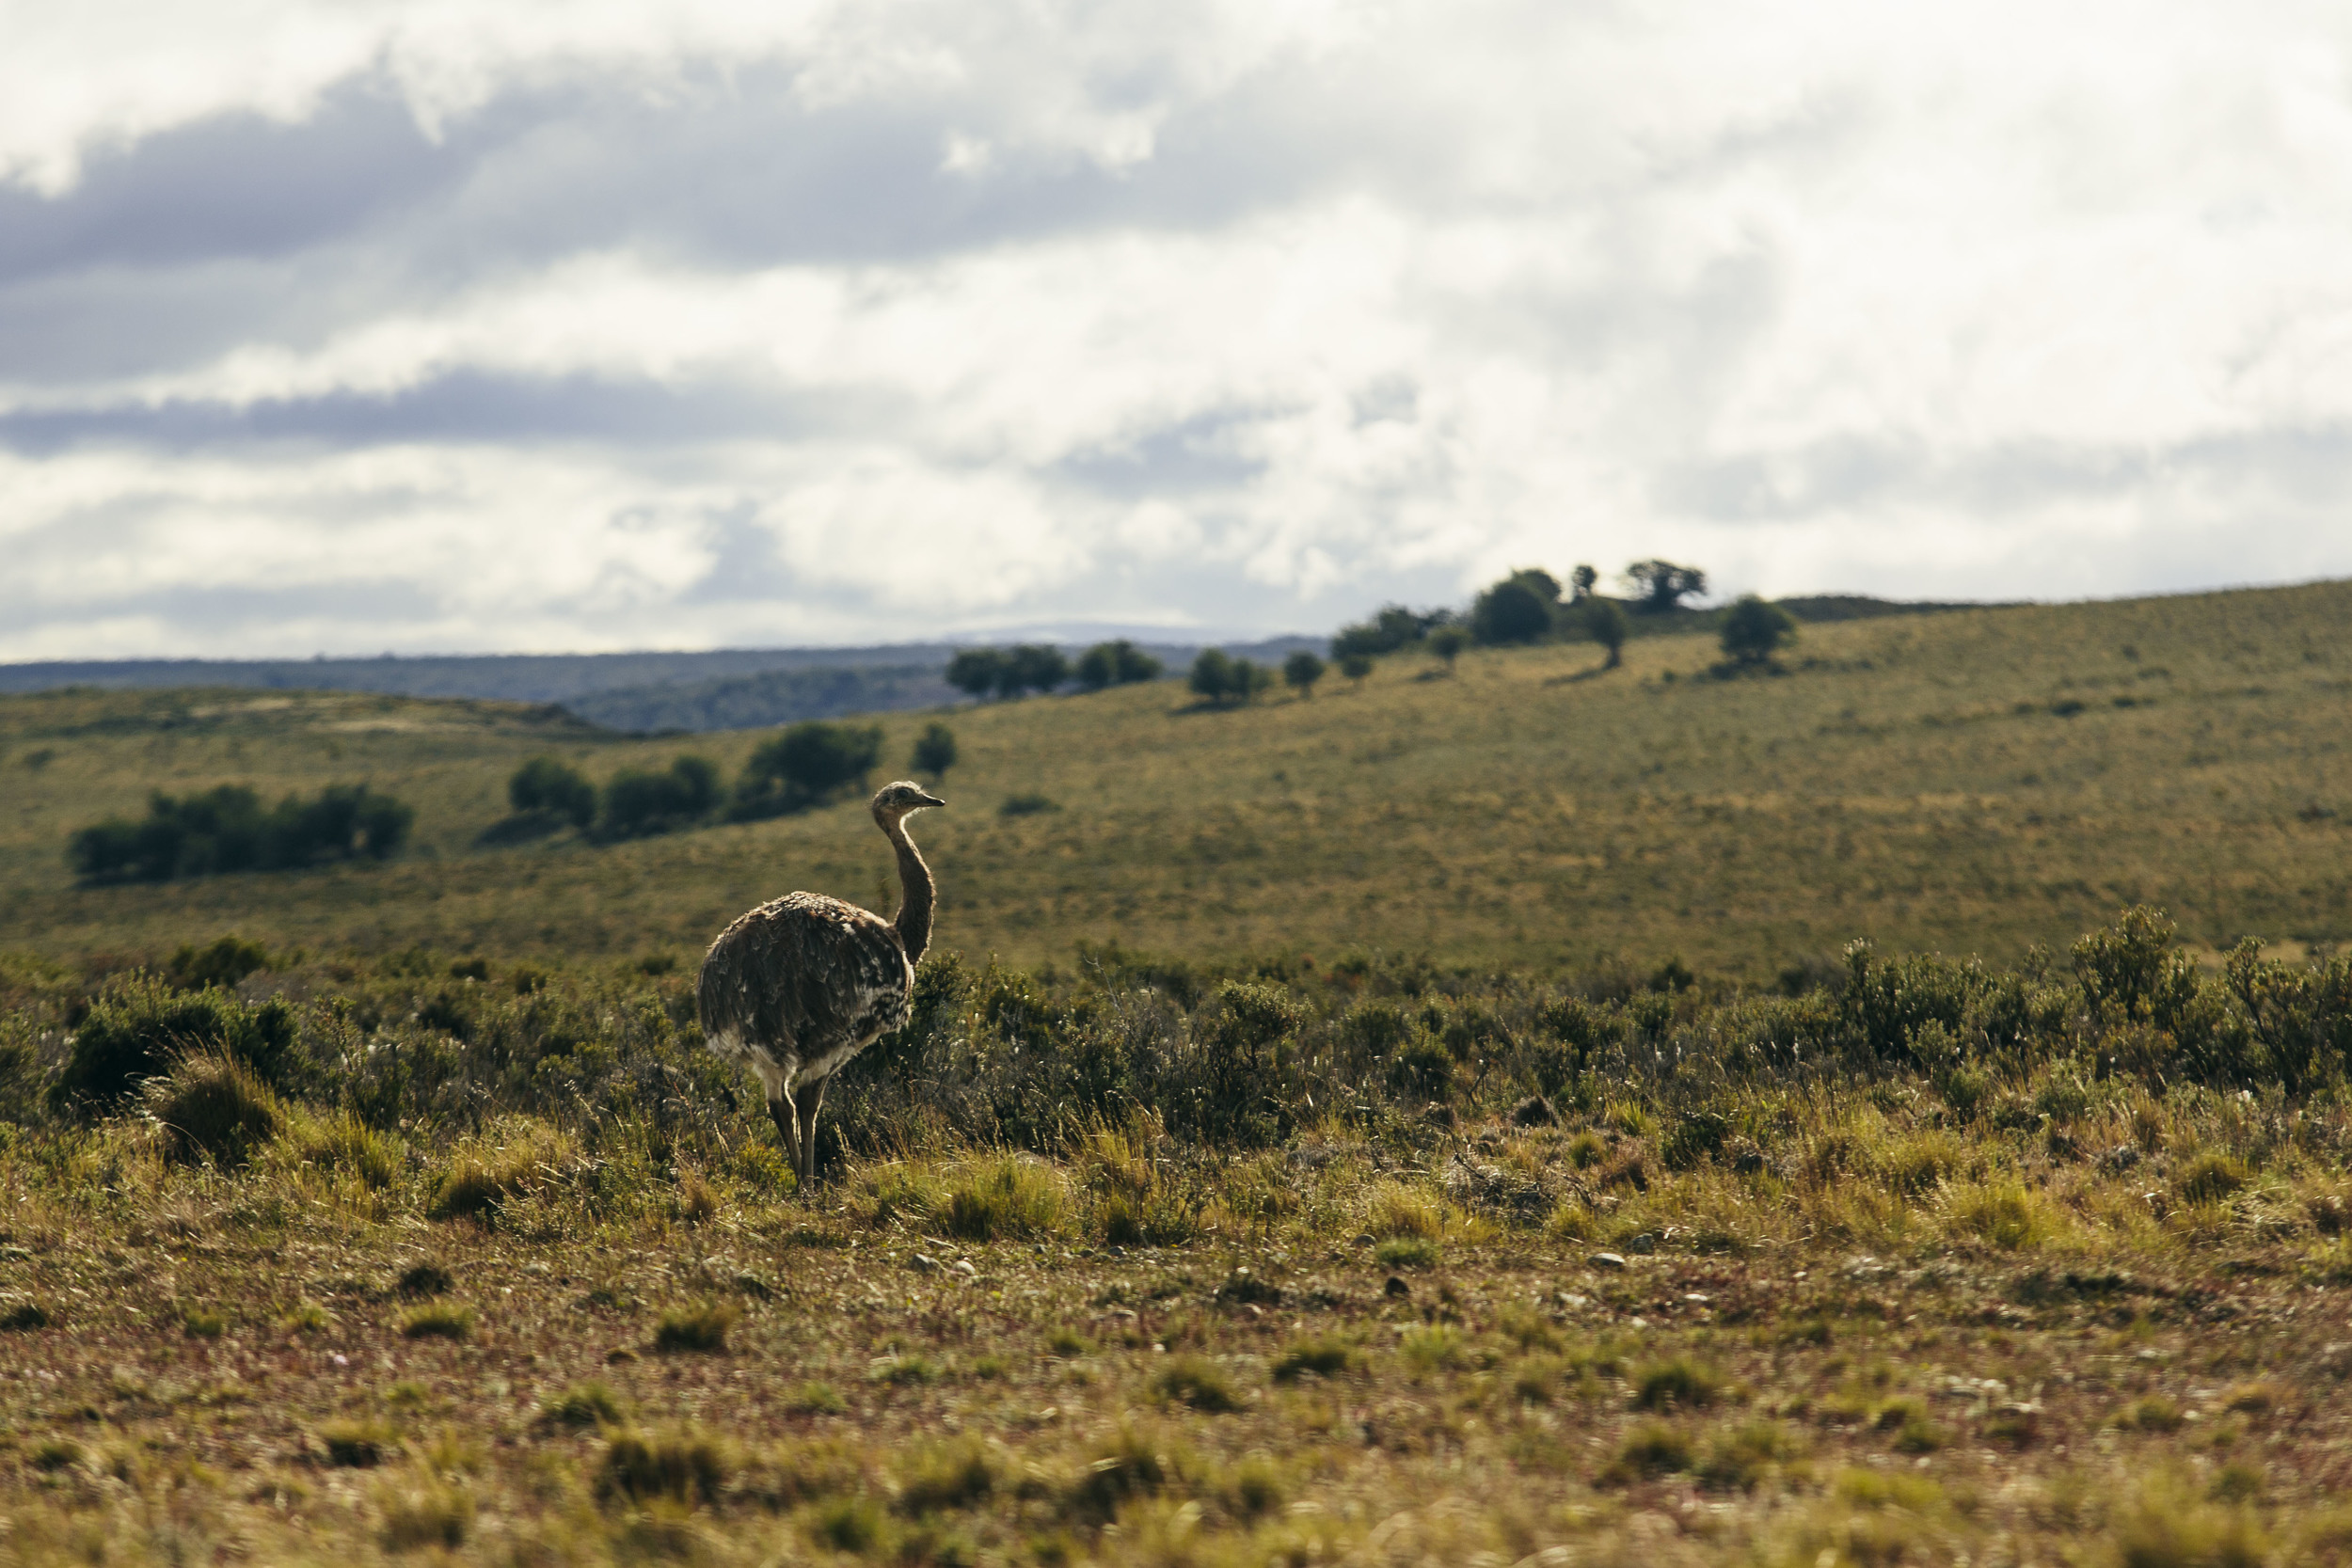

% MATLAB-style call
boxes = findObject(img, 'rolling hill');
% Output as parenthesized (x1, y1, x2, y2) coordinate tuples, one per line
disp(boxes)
(2, 579, 2346, 975)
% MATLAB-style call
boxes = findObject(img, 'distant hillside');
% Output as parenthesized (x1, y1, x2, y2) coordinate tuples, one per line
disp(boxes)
(0, 635, 1330, 731)
(5, 578, 2347, 974)
(565, 664, 958, 733)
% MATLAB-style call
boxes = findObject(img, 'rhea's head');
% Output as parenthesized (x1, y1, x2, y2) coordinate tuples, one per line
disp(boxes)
(871, 780, 947, 823)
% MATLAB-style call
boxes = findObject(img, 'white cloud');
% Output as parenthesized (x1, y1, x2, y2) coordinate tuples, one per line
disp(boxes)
(4, 0, 2352, 657)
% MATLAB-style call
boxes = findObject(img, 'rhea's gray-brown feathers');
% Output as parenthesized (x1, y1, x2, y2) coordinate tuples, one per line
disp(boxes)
(695, 780, 945, 1115)
(697, 893, 912, 1090)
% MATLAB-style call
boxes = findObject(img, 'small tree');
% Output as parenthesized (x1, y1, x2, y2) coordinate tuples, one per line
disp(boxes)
(1075, 639, 1164, 691)
(508, 756, 596, 828)
(999, 643, 1069, 698)
(1338, 652, 1374, 688)
(602, 755, 723, 839)
(1470, 577, 1553, 645)
(1427, 625, 1470, 673)
(1282, 649, 1326, 697)
(1233, 658, 1275, 702)
(1719, 594, 1798, 666)
(1189, 648, 1234, 703)
(1570, 563, 1598, 601)
(1586, 598, 1629, 669)
(912, 721, 957, 779)
(946, 649, 1005, 701)
(1626, 560, 1708, 613)
(733, 722, 882, 819)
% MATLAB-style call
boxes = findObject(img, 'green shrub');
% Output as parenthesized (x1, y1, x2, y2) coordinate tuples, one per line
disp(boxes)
(1, 1300, 52, 1331)
(182, 1305, 226, 1338)
(70, 782, 411, 884)
(652, 1303, 738, 1354)
(601, 755, 722, 838)
(732, 722, 882, 819)
(912, 721, 959, 777)
(1074, 640, 1163, 691)
(31, 1438, 84, 1473)
(507, 756, 596, 828)
(1697, 1419, 1803, 1492)
(54, 974, 299, 1115)
(164, 935, 272, 991)
(144, 1053, 285, 1170)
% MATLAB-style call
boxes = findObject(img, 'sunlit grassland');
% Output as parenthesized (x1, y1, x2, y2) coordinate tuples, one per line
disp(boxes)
(4, 578, 2350, 974)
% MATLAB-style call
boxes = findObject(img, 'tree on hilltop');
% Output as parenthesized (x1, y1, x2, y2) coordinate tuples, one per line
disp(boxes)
(1586, 597, 1629, 669)
(1470, 575, 1556, 645)
(1720, 595, 1798, 666)
(1282, 649, 1326, 697)
(1626, 560, 1708, 613)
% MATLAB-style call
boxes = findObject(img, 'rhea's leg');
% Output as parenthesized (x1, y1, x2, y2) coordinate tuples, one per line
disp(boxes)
(769, 1092, 802, 1189)
(796, 1078, 830, 1186)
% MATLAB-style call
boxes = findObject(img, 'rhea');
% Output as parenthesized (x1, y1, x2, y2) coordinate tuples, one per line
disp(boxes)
(697, 780, 945, 1186)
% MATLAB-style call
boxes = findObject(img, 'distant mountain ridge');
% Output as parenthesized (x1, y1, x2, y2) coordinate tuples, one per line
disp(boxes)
(0, 636, 1327, 733)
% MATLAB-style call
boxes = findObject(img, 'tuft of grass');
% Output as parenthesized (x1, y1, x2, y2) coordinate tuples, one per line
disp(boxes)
(30, 1437, 85, 1472)
(809, 1497, 888, 1554)
(944, 1153, 1068, 1242)
(424, 1117, 578, 1223)
(652, 1302, 738, 1354)
(1270, 1335, 1359, 1384)
(787, 1381, 848, 1416)
(284, 1108, 405, 1189)
(396, 1262, 453, 1298)
(1399, 1324, 1470, 1374)
(1605, 1422, 1694, 1482)
(182, 1305, 227, 1339)
(1045, 1326, 1091, 1357)
(897, 1436, 1001, 1513)
(144, 1052, 285, 1170)
(1374, 1236, 1440, 1269)
(400, 1304, 474, 1342)
(1943, 1180, 2058, 1249)
(2116, 1394, 2187, 1433)
(282, 1302, 329, 1334)
(2108, 1481, 2267, 1568)
(1151, 1354, 1244, 1413)
(597, 1429, 734, 1506)
(318, 1421, 389, 1468)
(379, 1480, 473, 1551)
(1, 1300, 51, 1331)
(1698, 1419, 1804, 1492)
(1632, 1355, 1723, 1411)
(675, 1168, 719, 1224)
(534, 1381, 628, 1431)
(868, 1354, 938, 1386)
(1363, 1182, 1441, 1240)
(2175, 1152, 2251, 1207)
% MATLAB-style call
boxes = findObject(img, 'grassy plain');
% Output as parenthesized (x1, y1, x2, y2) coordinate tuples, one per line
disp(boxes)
(3, 578, 2351, 975)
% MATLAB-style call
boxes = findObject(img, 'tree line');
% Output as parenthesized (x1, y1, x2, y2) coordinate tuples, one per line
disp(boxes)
(501, 719, 959, 843)
(71, 784, 415, 885)
(945, 639, 1164, 701)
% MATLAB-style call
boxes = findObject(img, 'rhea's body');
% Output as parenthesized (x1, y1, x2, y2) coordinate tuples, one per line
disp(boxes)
(695, 781, 944, 1183)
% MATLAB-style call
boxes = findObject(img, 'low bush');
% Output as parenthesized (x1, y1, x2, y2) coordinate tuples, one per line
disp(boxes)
(425, 1117, 580, 1222)
(71, 782, 411, 884)
(1632, 1356, 1722, 1411)
(897, 1436, 1000, 1513)
(54, 974, 300, 1115)
(1270, 1336, 1359, 1383)
(944, 1154, 1067, 1242)
(401, 1305, 474, 1341)
(1152, 1355, 1244, 1413)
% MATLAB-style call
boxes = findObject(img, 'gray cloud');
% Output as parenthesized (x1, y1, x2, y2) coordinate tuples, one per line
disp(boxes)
(3, 4, 2350, 659)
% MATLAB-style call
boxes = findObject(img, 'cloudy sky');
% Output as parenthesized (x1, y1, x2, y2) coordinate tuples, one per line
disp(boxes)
(5, 0, 2351, 658)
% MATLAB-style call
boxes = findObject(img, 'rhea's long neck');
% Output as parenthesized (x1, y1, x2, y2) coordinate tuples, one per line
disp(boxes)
(882, 815, 935, 964)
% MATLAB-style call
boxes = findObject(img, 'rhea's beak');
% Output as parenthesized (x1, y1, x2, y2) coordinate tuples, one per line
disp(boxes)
(917, 791, 947, 809)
